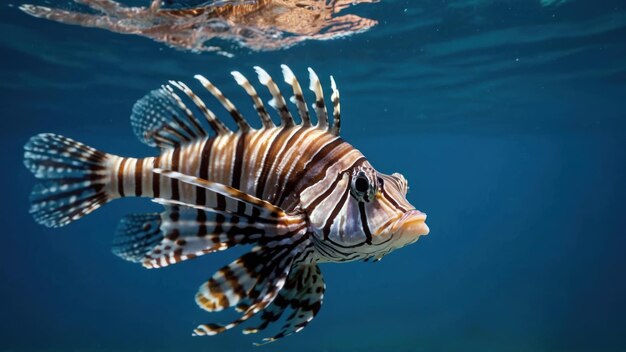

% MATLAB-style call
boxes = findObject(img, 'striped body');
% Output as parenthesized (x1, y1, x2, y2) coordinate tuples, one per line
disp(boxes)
(110, 125, 396, 263)
(111, 126, 352, 210)
(24, 66, 429, 343)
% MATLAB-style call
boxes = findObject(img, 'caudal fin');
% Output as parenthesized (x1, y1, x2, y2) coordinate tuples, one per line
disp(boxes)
(24, 133, 113, 228)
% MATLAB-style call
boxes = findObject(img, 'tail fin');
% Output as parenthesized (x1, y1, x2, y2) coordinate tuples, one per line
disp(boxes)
(24, 133, 113, 228)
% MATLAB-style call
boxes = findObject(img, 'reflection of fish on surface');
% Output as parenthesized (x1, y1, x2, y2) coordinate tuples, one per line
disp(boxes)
(19, 0, 379, 54)
(23, 66, 429, 343)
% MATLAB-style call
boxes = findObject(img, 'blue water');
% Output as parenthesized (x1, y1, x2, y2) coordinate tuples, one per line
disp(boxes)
(2, 1, 626, 351)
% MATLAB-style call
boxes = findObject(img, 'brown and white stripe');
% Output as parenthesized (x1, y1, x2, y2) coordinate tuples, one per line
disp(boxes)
(25, 65, 425, 343)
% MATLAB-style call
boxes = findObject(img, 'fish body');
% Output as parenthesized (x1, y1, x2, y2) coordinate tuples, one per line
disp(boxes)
(24, 66, 429, 343)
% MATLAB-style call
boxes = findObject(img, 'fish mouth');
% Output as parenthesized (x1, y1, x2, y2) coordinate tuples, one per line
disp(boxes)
(391, 209, 429, 239)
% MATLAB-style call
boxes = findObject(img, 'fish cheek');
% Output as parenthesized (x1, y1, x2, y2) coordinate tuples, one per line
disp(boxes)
(339, 200, 367, 245)
(368, 197, 401, 237)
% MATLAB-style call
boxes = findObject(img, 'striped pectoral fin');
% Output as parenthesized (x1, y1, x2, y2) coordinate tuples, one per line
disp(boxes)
(194, 246, 272, 315)
(247, 264, 325, 344)
(193, 234, 314, 337)
(142, 207, 268, 269)
(23, 133, 113, 228)
(139, 170, 307, 270)
(109, 206, 272, 269)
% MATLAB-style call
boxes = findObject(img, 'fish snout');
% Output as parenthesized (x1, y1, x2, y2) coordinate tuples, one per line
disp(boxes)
(391, 210, 429, 240)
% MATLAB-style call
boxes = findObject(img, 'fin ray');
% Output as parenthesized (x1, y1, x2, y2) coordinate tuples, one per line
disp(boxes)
(143, 207, 287, 269)
(194, 74, 251, 132)
(307, 68, 329, 129)
(131, 87, 208, 149)
(330, 76, 341, 135)
(169, 80, 231, 135)
(231, 71, 274, 128)
(281, 64, 311, 126)
(254, 66, 295, 127)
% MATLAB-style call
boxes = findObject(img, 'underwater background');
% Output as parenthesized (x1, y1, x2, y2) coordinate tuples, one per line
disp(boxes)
(1, 0, 626, 351)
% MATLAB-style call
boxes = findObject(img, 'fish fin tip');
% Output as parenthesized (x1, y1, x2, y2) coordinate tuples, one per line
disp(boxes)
(254, 66, 294, 126)
(281, 64, 295, 83)
(282, 66, 312, 126)
(253, 66, 271, 84)
(194, 73, 251, 132)
(307, 68, 329, 128)
(230, 71, 245, 84)
(330, 75, 341, 135)
(231, 69, 274, 128)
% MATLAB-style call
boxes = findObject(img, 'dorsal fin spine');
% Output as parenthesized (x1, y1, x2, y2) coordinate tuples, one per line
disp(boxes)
(194, 74, 252, 133)
(162, 85, 208, 138)
(254, 66, 295, 127)
(231, 71, 275, 129)
(132, 67, 339, 150)
(130, 86, 213, 149)
(281, 65, 311, 127)
(329, 76, 341, 135)
(158, 122, 189, 146)
(307, 68, 329, 129)
(157, 92, 200, 143)
(169, 80, 230, 135)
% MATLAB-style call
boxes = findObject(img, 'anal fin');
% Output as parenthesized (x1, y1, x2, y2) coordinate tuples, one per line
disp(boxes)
(112, 213, 163, 263)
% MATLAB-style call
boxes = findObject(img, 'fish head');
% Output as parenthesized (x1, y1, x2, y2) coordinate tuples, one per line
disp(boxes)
(351, 165, 429, 251)
(306, 160, 429, 259)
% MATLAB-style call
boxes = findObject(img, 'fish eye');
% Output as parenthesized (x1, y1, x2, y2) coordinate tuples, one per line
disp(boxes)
(354, 176, 369, 193)
(351, 169, 377, 202)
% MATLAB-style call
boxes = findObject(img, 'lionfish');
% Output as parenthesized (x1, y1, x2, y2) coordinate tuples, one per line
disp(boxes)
(19, 0, 378, 54)
(24, 66, 429, 344)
